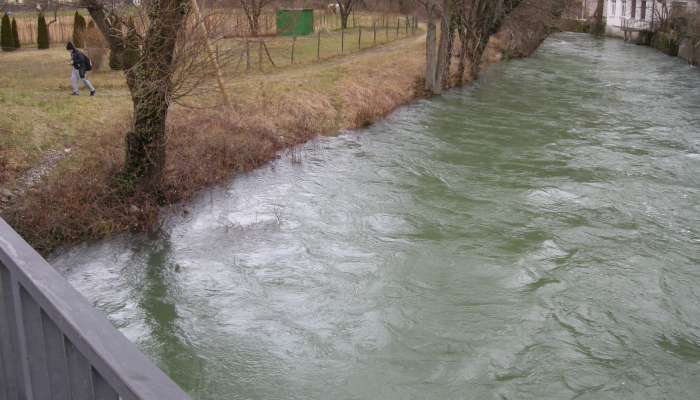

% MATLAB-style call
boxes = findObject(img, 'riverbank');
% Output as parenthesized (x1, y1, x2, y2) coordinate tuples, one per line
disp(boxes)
(1, 2, 564, 253)
(0, 34, 428, 253)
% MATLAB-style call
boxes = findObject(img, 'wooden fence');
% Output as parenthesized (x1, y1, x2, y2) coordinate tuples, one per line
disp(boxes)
(14, 15, 83, 47)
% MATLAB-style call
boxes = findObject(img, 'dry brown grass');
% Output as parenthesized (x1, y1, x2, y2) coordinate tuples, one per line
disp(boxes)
(1, 34, 427, 253)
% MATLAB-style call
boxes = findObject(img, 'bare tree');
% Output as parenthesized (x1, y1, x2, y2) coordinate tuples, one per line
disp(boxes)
(237, 0, 275, 36)
(82, 0, 235, 187)
(336, 0, 363, 29)
(417, 0, 499, 93)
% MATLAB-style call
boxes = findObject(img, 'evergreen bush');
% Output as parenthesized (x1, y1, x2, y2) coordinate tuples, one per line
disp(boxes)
(12, 18, 20, 49)
(37, 13, 50, 49)
(1, 13, 13, 52)
(72, 11, 86, 48)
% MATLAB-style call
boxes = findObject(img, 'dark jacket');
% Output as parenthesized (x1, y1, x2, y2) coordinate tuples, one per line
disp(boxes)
(71, 49, 88, 71)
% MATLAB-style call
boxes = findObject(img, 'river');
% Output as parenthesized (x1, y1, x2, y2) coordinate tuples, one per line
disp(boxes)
(52, 33, 700, 399)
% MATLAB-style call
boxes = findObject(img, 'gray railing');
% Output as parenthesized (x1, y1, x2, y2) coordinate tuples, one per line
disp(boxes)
(0, 217, 191, 400)
(620, 16, 654, 32)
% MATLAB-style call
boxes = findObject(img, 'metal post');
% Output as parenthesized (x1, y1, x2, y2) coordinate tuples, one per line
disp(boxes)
(246, 40, 251, 71)
(373, 21, 377, 45)
(291, 36, 296, 64)
(341, 28, 345, 53)
(317, 30, 321, 61)
(358, 25, 362, 50)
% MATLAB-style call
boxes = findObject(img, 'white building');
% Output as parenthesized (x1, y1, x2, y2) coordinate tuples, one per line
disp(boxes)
(605, 0, 700, 37)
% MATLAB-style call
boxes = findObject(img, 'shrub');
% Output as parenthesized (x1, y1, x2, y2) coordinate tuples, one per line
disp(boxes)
(72, 11, 86, 48)
(37, 13, 50, 49)
(1, 13, 14, 52)
(84, 21, 108, 70)
(11, 18, 19, 49)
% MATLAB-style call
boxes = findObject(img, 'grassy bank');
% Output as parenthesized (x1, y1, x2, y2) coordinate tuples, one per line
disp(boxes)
(0, 33, 426, 253)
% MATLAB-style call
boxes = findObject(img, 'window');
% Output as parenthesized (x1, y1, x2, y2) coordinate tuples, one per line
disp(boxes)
(641, 0, 647, 20)
(631, 0, 637, 18)
(612, 0, 617, 16)
(622, 0, 627, 17)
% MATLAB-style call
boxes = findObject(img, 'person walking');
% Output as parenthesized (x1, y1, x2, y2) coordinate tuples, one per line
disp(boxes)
(66, 41, 96, 96)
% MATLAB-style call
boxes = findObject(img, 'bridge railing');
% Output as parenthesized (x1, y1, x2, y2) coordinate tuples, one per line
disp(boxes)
(0, 217, 191, 400)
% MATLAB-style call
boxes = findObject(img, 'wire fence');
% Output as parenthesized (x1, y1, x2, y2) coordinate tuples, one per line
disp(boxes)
(12, 10, 415, 47)
(215, 15, 419, 76)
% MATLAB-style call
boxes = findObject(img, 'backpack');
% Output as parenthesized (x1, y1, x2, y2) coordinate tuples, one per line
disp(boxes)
(84, 54, 93, 71)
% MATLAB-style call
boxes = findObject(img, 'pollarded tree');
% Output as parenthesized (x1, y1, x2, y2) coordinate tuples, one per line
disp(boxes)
(73, 11, 87, 48)
(84, 0, 238, 187)
(1, 13, 13, 52)
(12, 18, 20, 49)
(84, 0, 193, 185)
(37, 13, 50, 49)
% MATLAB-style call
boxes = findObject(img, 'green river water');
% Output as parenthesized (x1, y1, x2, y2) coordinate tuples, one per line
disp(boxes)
(52, 33, 700, 399)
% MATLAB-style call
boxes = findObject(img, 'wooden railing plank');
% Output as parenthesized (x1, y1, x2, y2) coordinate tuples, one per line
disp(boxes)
(19, 286, 52, 400)
(0, 264, 22, 400)
(10, 269, 33, 400)
(93, 369, 120, 400)
(0, 217, 191, 400)
(65, 338, 95, 400)
(42, 311, 71, 400)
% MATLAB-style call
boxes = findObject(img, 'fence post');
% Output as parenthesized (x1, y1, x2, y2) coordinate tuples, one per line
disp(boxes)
(317, 30, 321, 61)
(245, 40, 251, 71)
(358, 25, 362, 50)
(291, 36, 296, 64)
(258, 41, 263, 71)
(341, 28, 345, 53)
(405, 16, 409, 35)
(373, 21, 377, 46)
(396, 18, 400, 38)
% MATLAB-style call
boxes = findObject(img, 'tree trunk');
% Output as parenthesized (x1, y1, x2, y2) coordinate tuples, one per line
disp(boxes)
(124, 83, 169, 184)
(457, 21, 468, 86)
(592, 0, 605, 35)
(86, 0, 190, 186)
(433, 0, 452, 94)
(442, 4, 460, 88)
(340, 10, 351, 29)
(425, 19, 438, 92)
